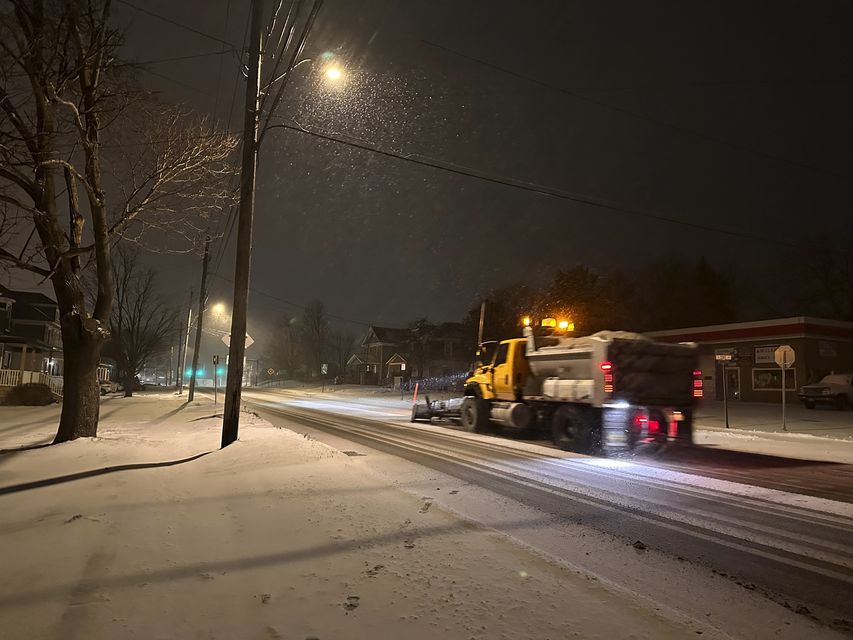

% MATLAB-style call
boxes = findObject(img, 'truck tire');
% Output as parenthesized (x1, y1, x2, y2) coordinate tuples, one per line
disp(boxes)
(804, 400, 815, 410)
(836, 395, 849, 411)
(551, 405, 593, 454)
(461, 397, 490, 433)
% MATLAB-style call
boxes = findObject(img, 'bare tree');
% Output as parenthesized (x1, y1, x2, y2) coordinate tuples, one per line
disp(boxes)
(269, 313, 302, 377)
(0, 1, 237, 442)
(105, 247, 177, 397)
(329, 329, 355, 375)
(300, 300, 328, 377)
(787, 233, 853, 321)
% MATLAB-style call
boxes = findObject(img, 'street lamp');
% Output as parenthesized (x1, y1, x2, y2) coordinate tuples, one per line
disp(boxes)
(324, 66, 343, 82)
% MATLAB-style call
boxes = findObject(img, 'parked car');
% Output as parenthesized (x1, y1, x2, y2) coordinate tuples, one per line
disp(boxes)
(799, 374, 853, 410)
(99, 380, 119, 395)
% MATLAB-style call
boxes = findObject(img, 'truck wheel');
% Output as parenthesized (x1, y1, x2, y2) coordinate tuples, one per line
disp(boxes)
(461, 397, 490, 433)
(804, 400, 815, 410)
(551, 406, 593, 454)
(836, 395, 849, 410)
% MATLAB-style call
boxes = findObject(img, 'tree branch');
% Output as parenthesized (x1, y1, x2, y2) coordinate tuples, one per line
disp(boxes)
(0, 246, 50, 276)
(38, 159, 99, 202)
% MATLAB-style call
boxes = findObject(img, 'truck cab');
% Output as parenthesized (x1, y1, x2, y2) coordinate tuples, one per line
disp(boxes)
(465, 338, 529, 401)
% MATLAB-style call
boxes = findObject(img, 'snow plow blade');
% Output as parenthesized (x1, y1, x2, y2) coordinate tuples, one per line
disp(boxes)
(410, 396, 465, 423)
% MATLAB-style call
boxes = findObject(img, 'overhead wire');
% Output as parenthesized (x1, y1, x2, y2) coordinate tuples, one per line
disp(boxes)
(115, 0, 238, 50)
(117, 51, 230, 66)
(209, 5, 255, 293)
(268, 120, 801, 250)
(212, 0, 233, 121)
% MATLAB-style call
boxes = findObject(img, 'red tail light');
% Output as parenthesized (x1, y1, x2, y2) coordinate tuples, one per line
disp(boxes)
(693, 369, 704, 398)
(601, 362, 614, 394)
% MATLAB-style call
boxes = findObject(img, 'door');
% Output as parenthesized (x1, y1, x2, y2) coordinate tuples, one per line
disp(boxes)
(491, 342, 513, 400)
(725, 366, 740, 400)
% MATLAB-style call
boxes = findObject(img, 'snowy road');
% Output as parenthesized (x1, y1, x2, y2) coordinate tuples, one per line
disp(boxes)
(243, 389, 853, 636)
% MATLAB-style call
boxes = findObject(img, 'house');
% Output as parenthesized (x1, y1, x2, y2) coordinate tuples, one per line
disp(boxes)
(0, 285, 122, 402)
(646, 317, 853, 403)
(347, 322, 474, 385)
(0, 285, 63, 373)
(346, 326, 411, 385)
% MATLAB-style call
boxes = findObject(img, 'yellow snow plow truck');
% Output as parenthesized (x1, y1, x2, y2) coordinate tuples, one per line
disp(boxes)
(412, 321, 701, 455)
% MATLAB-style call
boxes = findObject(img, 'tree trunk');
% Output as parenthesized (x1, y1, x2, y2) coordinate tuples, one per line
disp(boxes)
(53, 314, 105, 443)
(123, 374, 134, 398)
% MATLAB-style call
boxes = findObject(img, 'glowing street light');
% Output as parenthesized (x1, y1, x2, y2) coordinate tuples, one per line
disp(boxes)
(211, 302, 227, 317)
(326, 67, 344, 82)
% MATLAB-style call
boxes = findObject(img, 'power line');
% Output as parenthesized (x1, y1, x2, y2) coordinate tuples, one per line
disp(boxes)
(116, 0, 238, 49)
(117, 51, 230, 66)
(268, 120, 799, 250)
(136, 67, 217, 96)
(422, 39, 853, 186)
(213, 0, 233, 121)
(209, 6, 255, 285)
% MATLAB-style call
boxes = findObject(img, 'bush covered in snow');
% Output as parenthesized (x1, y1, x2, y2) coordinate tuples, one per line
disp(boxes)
(5, 383, 55, 406)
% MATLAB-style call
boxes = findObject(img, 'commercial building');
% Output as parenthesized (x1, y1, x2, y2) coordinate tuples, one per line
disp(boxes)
(647, 317, 853, 403)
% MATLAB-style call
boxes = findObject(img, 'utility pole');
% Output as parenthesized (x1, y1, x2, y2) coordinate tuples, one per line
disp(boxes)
(177, 288, 193, 393)
(222, 0, 263, 448)
(188, 236, 211, 402)
(477, 301, 486, 345)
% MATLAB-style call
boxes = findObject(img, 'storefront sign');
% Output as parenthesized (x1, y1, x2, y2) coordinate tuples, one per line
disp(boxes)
(754, 345, 780, 364)
(715, 348, 737, 362)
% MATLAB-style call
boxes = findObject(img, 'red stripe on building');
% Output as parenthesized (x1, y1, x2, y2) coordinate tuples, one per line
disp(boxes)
(653, 322, 853, 344)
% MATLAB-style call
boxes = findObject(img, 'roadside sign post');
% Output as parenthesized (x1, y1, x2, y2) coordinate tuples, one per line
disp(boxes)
(213, 355, 220, 404)
(715, 349, 736, 429)
(774, 345, 795, 432)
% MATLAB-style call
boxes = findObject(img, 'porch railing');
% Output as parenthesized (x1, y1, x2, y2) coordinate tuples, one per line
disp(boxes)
(0, 369, 22, 387)
(0, 369, 63, 397)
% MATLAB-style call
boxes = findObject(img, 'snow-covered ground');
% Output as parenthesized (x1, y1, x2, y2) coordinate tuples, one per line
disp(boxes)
(0, 393, 713, 639)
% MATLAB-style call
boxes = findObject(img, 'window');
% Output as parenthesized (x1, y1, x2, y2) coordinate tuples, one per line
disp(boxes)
(0, 302, 10, 332)
(752, 368, 796, 391)
(494, 343, 509, 366)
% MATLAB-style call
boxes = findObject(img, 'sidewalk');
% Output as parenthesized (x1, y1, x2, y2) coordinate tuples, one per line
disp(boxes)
(694, 400, 853, 439)
(692, 400, 853, 464)
(0, 392, 698, 639)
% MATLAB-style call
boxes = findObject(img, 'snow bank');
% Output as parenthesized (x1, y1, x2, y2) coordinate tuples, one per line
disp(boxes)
(0, 393, 701, 639)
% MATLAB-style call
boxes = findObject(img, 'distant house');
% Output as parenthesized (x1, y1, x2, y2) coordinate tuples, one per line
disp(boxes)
(0, 285, 62, 376)
(346, 322, 474, 385)
(346, 326, 411, 385)
(0, 285, 112, 399)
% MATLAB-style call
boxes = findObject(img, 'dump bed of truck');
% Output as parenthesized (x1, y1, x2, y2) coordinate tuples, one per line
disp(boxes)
(525, 329, 697, 407)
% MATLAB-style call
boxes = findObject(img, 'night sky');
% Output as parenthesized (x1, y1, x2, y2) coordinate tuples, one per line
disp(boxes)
(111, 0, 852, 342)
